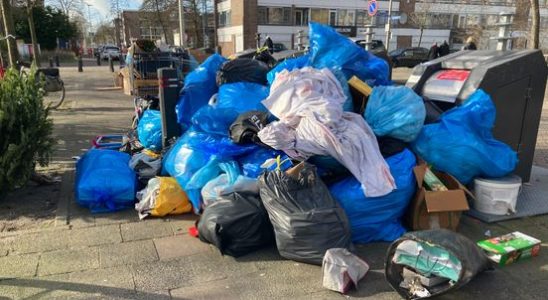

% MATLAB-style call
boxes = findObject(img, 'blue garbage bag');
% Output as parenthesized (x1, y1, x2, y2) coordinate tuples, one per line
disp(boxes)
(137, 109, 163, 151)
(329, 149, 416, 243)
(163, 128, 258, 212)
(238, 148, 286, 178)
(191, 82, 269, 136)
(267, 54, 310, 85)
(412, 89, 518, 184)
(176, 54, 227, 131)
(309, 22, 390, 86)
(75, 149, 137, 213)
(365, 86, 426, 142)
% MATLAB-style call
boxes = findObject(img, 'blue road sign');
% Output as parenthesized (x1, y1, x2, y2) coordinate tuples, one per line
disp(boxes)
(368, 0, 378, 17)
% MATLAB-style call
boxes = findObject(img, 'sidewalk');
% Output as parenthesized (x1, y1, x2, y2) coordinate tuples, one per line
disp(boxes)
(1, 66, 547, 299)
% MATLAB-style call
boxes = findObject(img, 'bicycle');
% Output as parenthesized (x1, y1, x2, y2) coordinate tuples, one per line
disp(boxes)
(17, 62, 66, 109)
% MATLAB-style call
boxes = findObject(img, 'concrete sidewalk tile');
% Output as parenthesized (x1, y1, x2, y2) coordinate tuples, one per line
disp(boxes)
(154, 235, 212, 260)
(98, 239, 158, 268)
(0, 274, 70, 299)
(38, 247, 99, 276)
(167, 215, 199, 235)
(0, 253, 40, 278)
(132, 253, 227, 292)
(68, 214, 96, 228)
(170, 278, 243, 300)
(121, 220, 173, 242)
(95, 209, 140, 226)
(11, 230, 71, 254)
(70, 224, 122, 248)
(0, 236, 13, 256)
(67, 265, 134, 290)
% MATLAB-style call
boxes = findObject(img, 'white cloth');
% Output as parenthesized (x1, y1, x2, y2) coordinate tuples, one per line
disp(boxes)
(322, 248, 370, 294)
(258, 67, 395, 197)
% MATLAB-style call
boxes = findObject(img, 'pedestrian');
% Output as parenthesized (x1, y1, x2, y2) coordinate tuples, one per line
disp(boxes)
(462, 37, 477, 50)
(439, 40, 450, 57)
(263, 35, 274, 54)
(428, 42, 439, 61)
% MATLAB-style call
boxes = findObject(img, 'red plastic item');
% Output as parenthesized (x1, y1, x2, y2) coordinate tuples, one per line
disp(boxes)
(188, 226, 199, 238)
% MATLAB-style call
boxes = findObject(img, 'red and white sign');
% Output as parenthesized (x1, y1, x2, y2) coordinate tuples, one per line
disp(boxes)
(367, 0, 378, 17)
(436, 70, 471, 81)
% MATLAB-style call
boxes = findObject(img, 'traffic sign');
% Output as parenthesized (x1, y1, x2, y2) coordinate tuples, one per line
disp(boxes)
(368, 0, 378, 17)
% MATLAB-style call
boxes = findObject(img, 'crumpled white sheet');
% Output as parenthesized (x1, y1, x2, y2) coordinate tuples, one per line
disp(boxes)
(258, 67, 395, 197)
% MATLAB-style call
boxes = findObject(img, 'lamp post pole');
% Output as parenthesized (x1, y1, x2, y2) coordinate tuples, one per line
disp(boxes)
(385, 0, 393, 52)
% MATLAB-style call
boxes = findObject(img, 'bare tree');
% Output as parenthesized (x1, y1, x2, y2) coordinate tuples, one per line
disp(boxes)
(530, 0, 540, 49)
(48, 0, 84, 16)
(94, 22, 115, 44)
(26, 0, 40, 66)
(407, 3, 430, 47)
(1, 0, 19, 65)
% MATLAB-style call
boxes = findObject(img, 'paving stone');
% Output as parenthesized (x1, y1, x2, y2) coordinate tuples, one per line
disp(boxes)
(0, 274, 70, 299)
(0, 236, 13, 256)
(167, 215, 199, 235)
(120, 219, 173, 242)
(154, 234, 212, 260)
(68, 214, 96, 228)
(38, 247, 99, 276)
(70, 224, 122, 248)
(0, 253, 40, 278)
(98, 239, 158, 268)
(11, 230, 71, 254)
(169, 278, 243, 300)
(94, 209, 140, 226)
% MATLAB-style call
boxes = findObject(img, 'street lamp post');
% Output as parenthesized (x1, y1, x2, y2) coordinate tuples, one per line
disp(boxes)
(178, 0, 185, 48)
(385, 0, 393, 52)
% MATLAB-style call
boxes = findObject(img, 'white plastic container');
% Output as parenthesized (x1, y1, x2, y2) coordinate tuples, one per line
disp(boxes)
(473, 175, 522, 215)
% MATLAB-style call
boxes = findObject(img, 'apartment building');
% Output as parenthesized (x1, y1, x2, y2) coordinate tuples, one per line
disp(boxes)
(216, 0, 547, 56)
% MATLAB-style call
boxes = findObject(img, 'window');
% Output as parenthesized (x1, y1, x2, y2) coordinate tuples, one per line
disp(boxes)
(219, 10, 231, 27)
(139, 25, 163, 41)
(356, 10, 369, 27)
(311, 8, 329, 24)
(329, 10, 337, 26)
(337, 10, 355, 26)
(258, 7, 267, 24)
(258, 6, 291, 25)
(294, 8, 309, 26)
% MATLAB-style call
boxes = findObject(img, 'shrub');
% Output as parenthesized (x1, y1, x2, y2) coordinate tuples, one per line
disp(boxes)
(0, 68, 55, 194)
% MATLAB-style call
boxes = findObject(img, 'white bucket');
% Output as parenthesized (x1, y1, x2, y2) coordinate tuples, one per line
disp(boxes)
(473, 175, 521, 215)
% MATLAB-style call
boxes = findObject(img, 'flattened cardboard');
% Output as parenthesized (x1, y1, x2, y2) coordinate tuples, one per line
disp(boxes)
(407, 163, 470, 231)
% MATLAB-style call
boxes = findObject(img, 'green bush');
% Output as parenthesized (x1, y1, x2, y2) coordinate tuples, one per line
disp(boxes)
(0, 68, 55, 194)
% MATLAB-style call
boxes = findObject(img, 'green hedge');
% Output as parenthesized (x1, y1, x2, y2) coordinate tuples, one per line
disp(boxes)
(0, 68, 55, 194)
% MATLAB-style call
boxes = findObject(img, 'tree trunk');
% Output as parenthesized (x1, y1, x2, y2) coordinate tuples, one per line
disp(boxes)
(1, 0, 19, 66)
(153, 0, 168, 43)
(213, 0, 218, 52)
(418, 27, 424, 47)
(530, 0, 540, 49)
(27, 0, 40, 67)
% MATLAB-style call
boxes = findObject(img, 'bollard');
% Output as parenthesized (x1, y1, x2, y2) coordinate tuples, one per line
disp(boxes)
(54, 55, 59, 67)
(78, 56, 83, 72)
(49, 58, 53, 68)
(256, 33, 261, 48)
(96, 55, 101, 66)
(364, 25, 374, 51)
(109, 56, 114, 72)
(119, 54, 124, 69)
(158, 68, 182, 147)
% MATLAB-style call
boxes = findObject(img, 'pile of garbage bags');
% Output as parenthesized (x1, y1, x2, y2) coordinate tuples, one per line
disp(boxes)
(74, 23, 517, 292)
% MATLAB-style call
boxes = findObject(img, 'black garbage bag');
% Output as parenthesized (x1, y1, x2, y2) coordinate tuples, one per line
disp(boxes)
(258, 163, 353, 265)
(385, 229, 492, 299)
(216, 58, 269, 86)
(253, 48, 277, 68)
(229, 111, 271, 147)
(198, 192, 275, 257)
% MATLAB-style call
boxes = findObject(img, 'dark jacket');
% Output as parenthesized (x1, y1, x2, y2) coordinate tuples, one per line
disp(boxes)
(263, 37, 274, 54)
(438, 42, 450, 57)
(428, 45, 439, 60)
(463, 42, 477, 50)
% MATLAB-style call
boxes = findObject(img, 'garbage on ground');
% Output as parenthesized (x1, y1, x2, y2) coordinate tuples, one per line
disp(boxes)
(128, 150, 162, 185)
(473, 175, 521, 215)
(267, 54, 310, 85)
(477, 231, 541, 266)
(365, 85, 425, 142)
(75, 149, 137, 213)
(329, 149, 417, 243)
(406, 163, 470, 231)
(348, 76, 372, 115)
(322, 248, 369, 294)
(229, 110, 271, 147)
(176, 54, 227, 130)
(198, 192, 274, 257)
(238, 148, 288, 178)
(412, 89, 518, 184)
(135, 177, 192, 219)
(216, 58, 270, 86)
(385, 229, 491, 299)
(200, 163, 258, 207)
(259, 162, 353, 265)
(258, 67, 395, 198)
(119, 129, 144, 155)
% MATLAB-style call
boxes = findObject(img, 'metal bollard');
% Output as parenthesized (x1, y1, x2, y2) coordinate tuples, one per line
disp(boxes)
(119, 54, 124, 69)
(78, 56, 83, 72)
(109, 57, 114, 72)
(49, 58, 54, 68)
(158, 68, 182, 147)
(96, 55, 101, 66)
(256, 33, 261, 48)
(54, 55, 60, 67)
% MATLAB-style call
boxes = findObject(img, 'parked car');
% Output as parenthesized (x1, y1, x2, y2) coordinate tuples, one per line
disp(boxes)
(389, 47, 429, 68)
(101, 46, 121, 61)
(272, 43, 288, 53)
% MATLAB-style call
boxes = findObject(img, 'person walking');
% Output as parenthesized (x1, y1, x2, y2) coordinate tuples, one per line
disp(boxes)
(428, 42, 439, 61)
(263, 35, 274, 54)
(439, 40, 450, 57)
(462, 37, 477, 50)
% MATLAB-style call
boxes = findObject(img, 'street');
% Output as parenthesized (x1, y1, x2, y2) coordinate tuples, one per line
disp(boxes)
(0, 65, 547, 299)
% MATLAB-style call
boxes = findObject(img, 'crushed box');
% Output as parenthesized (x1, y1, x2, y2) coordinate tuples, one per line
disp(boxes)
(477, 232, 541, 266)
(406, 163, 471, 231)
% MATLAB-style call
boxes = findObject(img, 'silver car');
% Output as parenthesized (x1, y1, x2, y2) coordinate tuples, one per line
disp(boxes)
(101, 46, 121, 61)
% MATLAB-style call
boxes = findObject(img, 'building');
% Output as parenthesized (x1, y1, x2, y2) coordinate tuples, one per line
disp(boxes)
(216, 0, 548, 56)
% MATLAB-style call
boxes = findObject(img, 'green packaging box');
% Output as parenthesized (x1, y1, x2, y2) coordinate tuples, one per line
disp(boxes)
(477, 232, 541, 266)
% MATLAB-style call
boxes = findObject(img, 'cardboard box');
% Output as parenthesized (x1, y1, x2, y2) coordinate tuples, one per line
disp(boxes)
(477, 232, 541, 266)
(406, 163, 470, 231)
(348, 76, 372, 115)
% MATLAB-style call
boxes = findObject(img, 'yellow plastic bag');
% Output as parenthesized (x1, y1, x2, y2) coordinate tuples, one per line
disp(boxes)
(151, 177, 192, 217)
